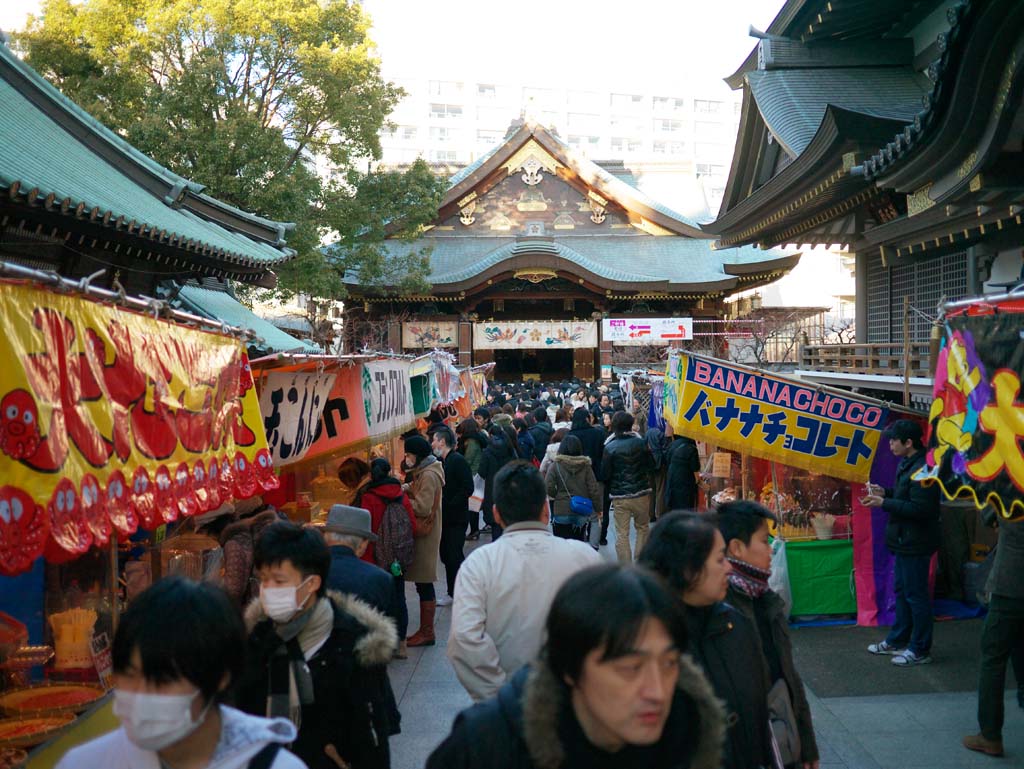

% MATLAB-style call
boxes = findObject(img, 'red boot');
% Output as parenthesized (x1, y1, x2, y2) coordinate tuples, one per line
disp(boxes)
(407, 600, 436, 647)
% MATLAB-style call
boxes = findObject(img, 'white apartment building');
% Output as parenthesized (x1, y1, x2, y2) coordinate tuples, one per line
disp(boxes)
(377, 77, 742, 215)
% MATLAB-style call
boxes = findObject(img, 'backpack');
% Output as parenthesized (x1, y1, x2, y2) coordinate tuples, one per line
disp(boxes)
(375, 497, 415, 576)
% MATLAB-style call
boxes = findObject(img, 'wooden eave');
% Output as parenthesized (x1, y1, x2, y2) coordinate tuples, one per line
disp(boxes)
(703, 106, 908, 247)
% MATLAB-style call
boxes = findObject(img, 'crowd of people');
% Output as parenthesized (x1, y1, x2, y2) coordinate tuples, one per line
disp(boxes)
(58, 380, 968, 769)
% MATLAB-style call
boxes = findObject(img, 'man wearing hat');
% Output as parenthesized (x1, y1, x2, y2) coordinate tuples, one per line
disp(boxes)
(324, 505, 400, 631)
(862, 419, 941, 667)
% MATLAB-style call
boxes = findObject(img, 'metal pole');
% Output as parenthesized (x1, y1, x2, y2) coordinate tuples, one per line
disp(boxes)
(903, 296, 911, 406)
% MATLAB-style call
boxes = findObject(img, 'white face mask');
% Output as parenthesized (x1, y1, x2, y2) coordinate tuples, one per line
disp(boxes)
(113, 688, 209, 751)
(260, 577, 312, 623)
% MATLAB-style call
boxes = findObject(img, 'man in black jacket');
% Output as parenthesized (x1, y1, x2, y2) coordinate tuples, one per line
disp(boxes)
(427, 564, 724, 769)
(602, 411, 654, 562)
(433, 426, 474, 605)
(237, 521, 399, 769)
(526, 406, 553, 462)
(666, 433, 701, 511)
(863, 419, 940, 666)
(324, 505, 400, 629)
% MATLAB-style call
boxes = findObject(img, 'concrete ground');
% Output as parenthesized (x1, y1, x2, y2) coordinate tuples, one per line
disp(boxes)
(386, 520, 1022, 769)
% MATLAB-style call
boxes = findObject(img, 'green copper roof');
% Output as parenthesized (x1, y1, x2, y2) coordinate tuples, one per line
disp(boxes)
(348, 234, 785, 291)
(0, 44, 293, 269)
(746, 67, 928, 156)
(173, 285, 320, 354)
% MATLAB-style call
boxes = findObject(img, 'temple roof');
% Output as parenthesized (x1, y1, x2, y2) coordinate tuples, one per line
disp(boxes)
(0, 43, 294, 280)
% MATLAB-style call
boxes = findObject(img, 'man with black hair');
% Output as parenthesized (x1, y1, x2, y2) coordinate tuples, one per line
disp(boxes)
(602, 411, 655, 562)
(429, 564, 724, 769)
(57, 577, 305, 769)
(863, 419, 941, 667)
(527, 406, 553, 462)
(716, 501, 819, 769)
(448, 461, 600, 702)
(666, 432, 702, 511)
(236, 521, 400, 769)
(432, 426, 473, 607)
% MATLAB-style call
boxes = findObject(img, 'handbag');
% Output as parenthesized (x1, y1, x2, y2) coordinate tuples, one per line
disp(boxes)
(766, 678, 802, 767)
(553, 462, 594, 519)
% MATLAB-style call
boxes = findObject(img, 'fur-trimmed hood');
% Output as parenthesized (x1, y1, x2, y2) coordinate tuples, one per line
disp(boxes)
(520, 653, 725, 769)
(243, 589, 397, 667)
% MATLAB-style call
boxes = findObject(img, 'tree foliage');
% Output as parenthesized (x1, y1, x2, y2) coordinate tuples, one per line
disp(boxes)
(15, 0, 445, 299)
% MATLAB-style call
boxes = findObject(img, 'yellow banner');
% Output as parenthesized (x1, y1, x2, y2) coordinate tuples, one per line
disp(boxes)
(0, 282, 277, 574)
(664, 352, 889, 483)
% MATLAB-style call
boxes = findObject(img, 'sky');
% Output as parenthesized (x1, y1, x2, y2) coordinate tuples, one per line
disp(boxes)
(3, 0, 786, 96)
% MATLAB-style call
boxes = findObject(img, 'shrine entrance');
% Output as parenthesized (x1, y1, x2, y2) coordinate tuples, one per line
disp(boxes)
(493, 348, 574, 382)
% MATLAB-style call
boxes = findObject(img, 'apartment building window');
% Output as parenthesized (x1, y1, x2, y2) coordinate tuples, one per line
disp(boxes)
(568, 134, 600, 148)
(696, 163, 727, 176)
(429, 103, 463, 119)
(611, 115, 645, 134)
(694, 99, 724, 114)
(477, 129, 503, 145)
(429, 126, 460, 143)
(523, 86, 559, 108)
(695, 120, 723, 137)
(653, 140, 685, 154)
(428, 80, 463, 97)
(567, 89, 602, 109)
(610, 92, 644, 109)
(431, 149, 458, 162)
(401, 126, 417, 141)
(568, 112, 601, 131)
(477, 83, 496, 99)
(653, 96, 685, 111)
(611, 137, 642, 153)
(653, 118, 683, 134)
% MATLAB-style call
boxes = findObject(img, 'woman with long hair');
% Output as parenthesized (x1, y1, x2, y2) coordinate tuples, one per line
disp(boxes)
(544, 435, 602, 543)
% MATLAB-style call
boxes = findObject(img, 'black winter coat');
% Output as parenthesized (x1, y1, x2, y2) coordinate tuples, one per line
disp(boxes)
(237, 592, 400, 769)
(527, 421, 553, 462)
(601, 433, 654, 497)
(568, 425, 606, 480)
(726, 586, 819, 765)
(426, 655, 724, 769)
(327, 546, 400, 627)
(685, 603, 772, 769)
(479, 434, 517, 525)
(883, 450, 941, 555)
(442, 449, 474, 528)
(666, 437, 701, 511)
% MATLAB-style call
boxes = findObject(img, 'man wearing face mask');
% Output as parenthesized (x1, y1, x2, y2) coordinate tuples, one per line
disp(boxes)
(55, 577, 305, 769)
(235, 521, 400, 769)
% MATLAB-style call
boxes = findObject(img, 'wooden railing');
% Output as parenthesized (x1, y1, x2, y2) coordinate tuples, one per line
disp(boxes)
(798, 343, 933, 378)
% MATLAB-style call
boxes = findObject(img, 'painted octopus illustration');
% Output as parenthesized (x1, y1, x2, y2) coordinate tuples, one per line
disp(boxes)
(0, 389, 42, 460)
(0, 486, 48, 576)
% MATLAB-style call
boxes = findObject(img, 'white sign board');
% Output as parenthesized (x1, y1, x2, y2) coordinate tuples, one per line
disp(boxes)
(362, 359, 416, 440)
(473, 321, 598, 349)
(602, 317, 694, 345)
(259, 372, 337, 465)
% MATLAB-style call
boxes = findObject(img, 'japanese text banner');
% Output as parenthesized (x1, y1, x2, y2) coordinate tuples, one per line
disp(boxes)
(0, 282, 278, 575)
(664, 353, 888, 483)
(362, 359, 416, 441)
(916, 300, 1024, 520)
(259, 372, 337, 466)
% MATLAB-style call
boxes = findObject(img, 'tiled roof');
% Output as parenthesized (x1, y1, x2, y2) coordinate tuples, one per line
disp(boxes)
(350, 234, 785, 291)
(173, 285, 320, 354)
(0, 44, 293, 269)
(747, 67, 929, 157)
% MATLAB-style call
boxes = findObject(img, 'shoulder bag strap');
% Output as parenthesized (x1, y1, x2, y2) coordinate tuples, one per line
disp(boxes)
(248, 743, 281, 769)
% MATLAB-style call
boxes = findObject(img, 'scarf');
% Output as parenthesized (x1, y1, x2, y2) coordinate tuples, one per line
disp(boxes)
(267, 596, 335, 727)
(727, 556, 772, 599)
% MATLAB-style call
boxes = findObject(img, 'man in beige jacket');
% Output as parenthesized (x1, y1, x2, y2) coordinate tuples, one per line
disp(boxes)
(448, 460, 601, 701)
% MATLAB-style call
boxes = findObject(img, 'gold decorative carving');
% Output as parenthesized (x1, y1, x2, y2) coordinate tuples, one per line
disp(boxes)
(589, 199, 606, 224)
(459, 201, 477, 225)
(458, 191, 478, 208)
(907, 184, 935, 217)
(969, 175, 983, 193)
(516, 189, 549, 211)
(488, 214, 513, 231)
(502, 140, 563, 185)
(957, 151, 978, 180)
(513, 268, 558, 283)
(553, 213, 576, 230)
(588, 190, 608, 206)
(521, 157, 544, 186)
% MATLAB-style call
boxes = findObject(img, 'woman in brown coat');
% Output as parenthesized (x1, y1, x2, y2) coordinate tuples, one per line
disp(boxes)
(402, 434, 445, 646)
(544, 435, 602, 543)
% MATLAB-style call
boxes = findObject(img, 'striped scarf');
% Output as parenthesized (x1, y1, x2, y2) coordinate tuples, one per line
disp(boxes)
(727, 556, 771, 599)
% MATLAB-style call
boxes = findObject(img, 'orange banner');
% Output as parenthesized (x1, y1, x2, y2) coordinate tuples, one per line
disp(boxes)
(0, 282, 277, 575)
(291, 365, 370, 465)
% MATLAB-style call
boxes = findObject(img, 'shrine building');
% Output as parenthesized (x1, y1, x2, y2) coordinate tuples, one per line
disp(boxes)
(343, 120, 799, 381)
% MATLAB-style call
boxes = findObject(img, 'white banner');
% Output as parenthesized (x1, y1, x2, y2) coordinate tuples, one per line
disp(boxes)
(259, 372, 337, 466)
(402, 322, 458, 349)
(473, 321, 597, 349)
(361, 359, 416, 440)
(602, 317, 693, 345)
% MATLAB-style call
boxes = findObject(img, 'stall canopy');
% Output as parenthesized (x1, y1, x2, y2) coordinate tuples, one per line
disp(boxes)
(916, 295, 1024, 521)
(0, 281, 279, 576)
(664, 351, 891, 483)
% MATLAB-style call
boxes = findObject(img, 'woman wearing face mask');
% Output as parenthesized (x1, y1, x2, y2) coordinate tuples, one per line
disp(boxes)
(639, 512, 774, 769)
(55, 577, 305, 769)
(235, 521, 400, 769)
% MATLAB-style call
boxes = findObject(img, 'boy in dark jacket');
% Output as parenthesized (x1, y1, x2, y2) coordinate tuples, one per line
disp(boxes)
(601, 411, 654, 562)
(236, 521, 399, 769)
(717, 501, 819, 769)
(863, 419, 941, 666)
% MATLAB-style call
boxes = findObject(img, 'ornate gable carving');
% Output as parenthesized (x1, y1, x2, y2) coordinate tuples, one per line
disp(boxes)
(502, 140, 564, 186)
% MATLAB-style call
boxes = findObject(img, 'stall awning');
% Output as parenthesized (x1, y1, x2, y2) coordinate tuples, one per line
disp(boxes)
(174, 285, 320, 355)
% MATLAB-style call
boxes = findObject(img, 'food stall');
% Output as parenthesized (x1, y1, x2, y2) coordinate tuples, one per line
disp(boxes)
(0, 272, 280, 768)
(663, 350, 923, 620)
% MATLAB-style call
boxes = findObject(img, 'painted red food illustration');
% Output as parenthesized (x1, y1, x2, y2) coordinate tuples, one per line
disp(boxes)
(205, 458, 221, 511)
(254, 449, 279, 491)
(0, 486, 48, 577)
(80, 474, 110, 547)
(153, 465, 176, 523)
(46, 479, 91, 556)
(218, 455, 234, 504)
(233, 452, 256, 499)
(173, 463, 198, 519)
(0, 390, 41, 461)
(105, 470, 136, 536)
(129, 466, 158, 530)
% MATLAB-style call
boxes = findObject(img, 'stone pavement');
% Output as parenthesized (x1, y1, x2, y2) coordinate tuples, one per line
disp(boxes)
(385, 523, 1022, 769)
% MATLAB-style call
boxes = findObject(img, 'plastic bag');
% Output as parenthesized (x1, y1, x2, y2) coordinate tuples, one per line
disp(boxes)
(468, 474, 485, 513)
(769, 538, 792, 617)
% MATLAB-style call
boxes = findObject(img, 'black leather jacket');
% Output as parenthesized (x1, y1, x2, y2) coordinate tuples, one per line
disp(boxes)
(601, 432, 654, 497)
